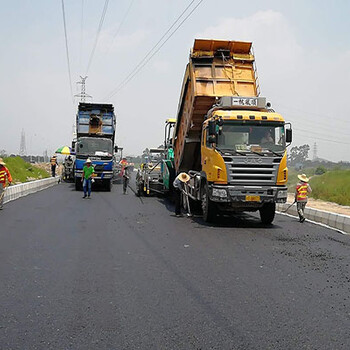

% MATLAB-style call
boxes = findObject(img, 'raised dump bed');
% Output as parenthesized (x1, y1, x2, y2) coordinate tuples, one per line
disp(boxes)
(173, 39, 259, 172)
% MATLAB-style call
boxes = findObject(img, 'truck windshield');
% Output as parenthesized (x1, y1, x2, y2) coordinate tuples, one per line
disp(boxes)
(216, 121, 285, 154)
(77, 138, 113, 156)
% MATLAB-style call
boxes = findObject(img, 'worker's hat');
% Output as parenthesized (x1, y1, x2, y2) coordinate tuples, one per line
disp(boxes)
(298, 174, 309, 183)
(178, 172, 190, 183)
(86, 158, 92, 163)
(0, 158, 5, 166)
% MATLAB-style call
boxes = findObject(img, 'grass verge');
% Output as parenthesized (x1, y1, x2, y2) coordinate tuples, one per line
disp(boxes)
(309, 170, 350, 206)
(4, 156, 50, 183)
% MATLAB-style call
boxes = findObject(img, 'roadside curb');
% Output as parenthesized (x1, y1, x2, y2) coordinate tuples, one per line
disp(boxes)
(4, 177, 60, 204)
(276, 202, 350, 234)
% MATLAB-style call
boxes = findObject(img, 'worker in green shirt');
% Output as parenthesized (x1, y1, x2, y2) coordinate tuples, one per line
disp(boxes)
(82, 159, 94, 199)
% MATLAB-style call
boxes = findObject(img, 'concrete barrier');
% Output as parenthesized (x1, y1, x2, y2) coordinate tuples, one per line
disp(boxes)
(3, 177, 59, 204)
(277, 202, 350, 234)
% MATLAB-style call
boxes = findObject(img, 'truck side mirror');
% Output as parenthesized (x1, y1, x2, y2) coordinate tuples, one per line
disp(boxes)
(286, 129, 292, 143)
(208, 120, 216, 136)
(114, 146, 118, 152)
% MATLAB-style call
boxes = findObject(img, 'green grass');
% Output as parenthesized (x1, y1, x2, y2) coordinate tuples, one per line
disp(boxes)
(3, 156, 49, 183)
(309, 170, 350, 206)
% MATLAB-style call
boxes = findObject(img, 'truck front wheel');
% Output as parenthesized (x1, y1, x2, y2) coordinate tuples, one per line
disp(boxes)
(259, 203, 276, 224)
(105, 179, 112, 192)
(201, 183, 216, 222)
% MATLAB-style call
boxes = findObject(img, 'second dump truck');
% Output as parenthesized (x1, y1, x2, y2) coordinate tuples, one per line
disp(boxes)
(172, 39, 292, 223)
(74, 102, 116, 191)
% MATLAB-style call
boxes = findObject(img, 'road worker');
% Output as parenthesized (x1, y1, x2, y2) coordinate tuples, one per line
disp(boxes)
(82, 159, 94, 199)
(295, 174, 312, 223)
(119, 157, 128, 167)
(0, 158, 13, 210)
(173, 172, 190, 217)
(63, 156, 74, 181)
(50, 155, 58, 177)
(122, 165, 130, 195)
(119, 157, 128, 177)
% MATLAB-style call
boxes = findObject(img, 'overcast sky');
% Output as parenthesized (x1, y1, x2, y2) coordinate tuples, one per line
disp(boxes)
(0, 0, 349, 161)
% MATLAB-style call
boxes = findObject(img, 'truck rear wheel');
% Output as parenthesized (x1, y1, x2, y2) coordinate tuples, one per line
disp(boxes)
(201, 183, 216, 222)
(259, 203, 276, 224)
(105, 179, 112, 192)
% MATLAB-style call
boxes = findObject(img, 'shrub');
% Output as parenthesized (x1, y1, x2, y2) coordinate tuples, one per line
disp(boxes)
(315, 166, 326, 175)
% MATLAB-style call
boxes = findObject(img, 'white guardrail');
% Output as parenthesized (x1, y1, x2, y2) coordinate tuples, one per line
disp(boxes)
(277, 203, 350, 234)
(4, 177, 59, 204)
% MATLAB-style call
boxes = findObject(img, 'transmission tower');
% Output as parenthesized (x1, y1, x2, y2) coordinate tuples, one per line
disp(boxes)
(19, 129, 27, 156)
(312, 142, 318, 160)
(75, 76, 92, 102)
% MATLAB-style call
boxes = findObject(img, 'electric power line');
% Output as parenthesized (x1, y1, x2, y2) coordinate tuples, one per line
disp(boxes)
(61, 0, 74, 103)
(104, 0, 202, 100)
(86, 0, 110, 74)
(279, 109, 350, 131)
(277, 103, 350, 126)
(108, 0, 135, 53)
(288, 117, 350, 137)
(294, 128, 350, 145)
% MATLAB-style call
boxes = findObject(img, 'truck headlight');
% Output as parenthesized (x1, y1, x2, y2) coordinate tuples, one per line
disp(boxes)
(212, 188, 227, 198)
(277, 190, 287, 199)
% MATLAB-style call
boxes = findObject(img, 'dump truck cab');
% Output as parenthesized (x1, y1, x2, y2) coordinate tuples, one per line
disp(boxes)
(193, 100, 291, 221)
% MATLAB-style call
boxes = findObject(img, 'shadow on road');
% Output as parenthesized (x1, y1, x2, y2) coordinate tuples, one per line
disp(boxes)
(157, 197, 175, 213)
(157, 197, 281, 230)
(66, 182, 123, 192)
(190, 214, 281, 230)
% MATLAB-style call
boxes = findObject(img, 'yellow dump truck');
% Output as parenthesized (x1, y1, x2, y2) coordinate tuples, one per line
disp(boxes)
(173, 39, 292, 223)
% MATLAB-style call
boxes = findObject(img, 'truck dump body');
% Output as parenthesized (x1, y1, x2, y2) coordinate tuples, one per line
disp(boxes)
(76, 102, 115, 140)
(173, 39, 259, 173)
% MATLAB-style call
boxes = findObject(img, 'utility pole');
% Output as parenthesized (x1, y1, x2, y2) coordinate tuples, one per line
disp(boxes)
(19, 129, 27, 156)
(75, 76, 92, 102)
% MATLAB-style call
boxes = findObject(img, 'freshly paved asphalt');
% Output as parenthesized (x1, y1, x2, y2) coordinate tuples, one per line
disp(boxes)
(1, 179, 350, 350)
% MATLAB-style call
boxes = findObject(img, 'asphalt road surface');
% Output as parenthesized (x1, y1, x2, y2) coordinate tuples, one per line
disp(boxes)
(1, 180, 350, 350)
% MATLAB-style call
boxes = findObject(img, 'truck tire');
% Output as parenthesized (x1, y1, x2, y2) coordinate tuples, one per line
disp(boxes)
(75, 177, 82, 191)
(105, 179, 112, 192)
(259, 203, 276, 224)
(201, 183, 216, 222)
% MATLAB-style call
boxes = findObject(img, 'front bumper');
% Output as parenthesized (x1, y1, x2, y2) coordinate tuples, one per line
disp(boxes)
(209, 184, 287, 206)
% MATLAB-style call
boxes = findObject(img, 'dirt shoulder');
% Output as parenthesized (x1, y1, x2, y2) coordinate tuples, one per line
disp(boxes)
(287, 193, 350, 217)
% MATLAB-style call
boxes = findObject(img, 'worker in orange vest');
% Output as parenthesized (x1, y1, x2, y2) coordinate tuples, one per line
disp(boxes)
(50, 155, 58, 177)
(0, 158, 13, 210)
(295, 174, 312, 223)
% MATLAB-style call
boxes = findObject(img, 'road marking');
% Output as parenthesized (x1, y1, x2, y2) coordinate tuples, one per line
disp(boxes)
(276, 211, 348, 235)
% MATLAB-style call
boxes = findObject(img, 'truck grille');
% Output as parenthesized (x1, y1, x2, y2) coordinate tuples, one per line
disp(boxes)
(223, 156, 280, 185)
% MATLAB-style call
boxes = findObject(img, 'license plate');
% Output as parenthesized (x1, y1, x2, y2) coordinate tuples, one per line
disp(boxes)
(245, 195, 260, 202)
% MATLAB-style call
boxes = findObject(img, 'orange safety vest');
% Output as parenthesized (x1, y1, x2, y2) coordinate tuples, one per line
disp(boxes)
(296, 183, 308, 201)
(0, 166, 13, 188)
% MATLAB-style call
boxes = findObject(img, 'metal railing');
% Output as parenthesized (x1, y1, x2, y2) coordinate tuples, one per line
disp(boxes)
(4, 177, 59, 204)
